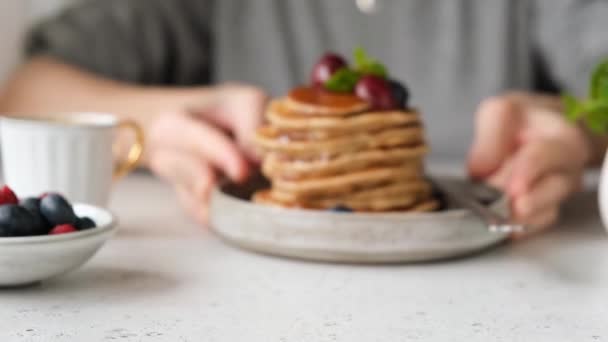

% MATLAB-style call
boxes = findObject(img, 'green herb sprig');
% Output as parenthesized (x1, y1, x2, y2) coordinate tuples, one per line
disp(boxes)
(324, 68, 360, 92)
(324, 47, 388, 92)
(563, 59, 608, 133)
(353, 47, 388, 78)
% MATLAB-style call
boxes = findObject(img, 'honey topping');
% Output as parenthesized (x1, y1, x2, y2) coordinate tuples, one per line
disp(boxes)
(288, 86, 367, 109)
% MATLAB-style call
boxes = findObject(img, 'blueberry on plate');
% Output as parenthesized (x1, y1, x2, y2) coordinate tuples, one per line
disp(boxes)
(388, 79, 410, 109)
(76, 216, 96, 230)
(0, 204, 45, 237)
(329, 205, 353, 213)
(40, 193, 77, 226)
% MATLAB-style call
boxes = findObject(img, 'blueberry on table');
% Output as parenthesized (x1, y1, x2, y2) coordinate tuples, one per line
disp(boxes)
(76, 217, 96, 230)
(0, 204, 44, 237)
(330, 205, 353, 213)
(388, 79, 410, 109)
(40, 194, 77, 226)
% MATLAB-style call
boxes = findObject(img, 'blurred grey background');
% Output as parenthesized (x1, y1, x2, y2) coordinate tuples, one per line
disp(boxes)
(0, 0, 77, 83)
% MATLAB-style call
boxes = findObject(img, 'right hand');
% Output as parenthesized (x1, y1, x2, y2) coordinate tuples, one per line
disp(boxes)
(468, 93, 591, 237)
(145, 84, 268, 224)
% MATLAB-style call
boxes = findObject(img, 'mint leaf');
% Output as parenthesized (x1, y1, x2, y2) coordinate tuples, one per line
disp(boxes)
(591, 59, 608, 100)
(352, 47, 388, 78)
(585, 112, 608, 133)
(562, 94, 584, 122)
(563, 57, 608, 134)
(354, 47, 370, 68)
(358, 62, 387, 78)
(582, 99, 608, 133)
(324, 68, 361, 92)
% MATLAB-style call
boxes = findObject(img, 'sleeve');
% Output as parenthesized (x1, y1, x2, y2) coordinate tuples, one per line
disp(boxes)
(26, 0, 214, 85)
(533, 0, 608, 97)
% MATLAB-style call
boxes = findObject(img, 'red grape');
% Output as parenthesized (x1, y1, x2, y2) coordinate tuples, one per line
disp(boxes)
(310, 53, 348, 87)
(355, 75, 398, 110)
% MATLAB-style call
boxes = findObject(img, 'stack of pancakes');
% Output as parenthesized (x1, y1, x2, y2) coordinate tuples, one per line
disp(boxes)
(253, 86, 438, 212)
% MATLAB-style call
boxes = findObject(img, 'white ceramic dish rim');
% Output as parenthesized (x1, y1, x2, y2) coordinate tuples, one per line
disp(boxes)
(212, 186, 507, 221)
(0, 203, 117, 245)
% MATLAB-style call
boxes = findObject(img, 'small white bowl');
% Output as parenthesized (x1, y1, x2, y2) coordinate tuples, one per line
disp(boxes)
(0, 204, 117, 287)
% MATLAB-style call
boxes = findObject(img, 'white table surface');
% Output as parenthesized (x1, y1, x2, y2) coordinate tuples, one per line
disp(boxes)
(1, 172, 607, 342)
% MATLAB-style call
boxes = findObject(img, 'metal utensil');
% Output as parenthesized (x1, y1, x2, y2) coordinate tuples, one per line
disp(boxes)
(431, 178, 526, 234)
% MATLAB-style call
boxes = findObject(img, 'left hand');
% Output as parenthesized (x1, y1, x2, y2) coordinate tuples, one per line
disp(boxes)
(468, 92, 592, 238)
(144, 83, 268, 224)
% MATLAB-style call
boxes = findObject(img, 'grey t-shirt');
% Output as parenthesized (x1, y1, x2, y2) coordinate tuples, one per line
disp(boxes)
(26, 0, 608, 163)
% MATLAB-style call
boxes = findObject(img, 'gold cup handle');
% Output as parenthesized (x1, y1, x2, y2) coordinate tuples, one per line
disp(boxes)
(113, 120, 145, 180)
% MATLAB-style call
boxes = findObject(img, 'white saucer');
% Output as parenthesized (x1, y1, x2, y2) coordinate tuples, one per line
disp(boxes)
(210, 177, 509, 263)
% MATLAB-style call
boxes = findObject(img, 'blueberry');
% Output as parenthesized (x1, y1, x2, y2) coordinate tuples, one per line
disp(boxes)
(76, 216, 96, 230)
(40, 194, 77, 226)
(329, 205, 353, 213)
(388, 79, 410, 109)
(0, 204, 45, 237)
(21, 197, 52, 234)
(21, 197, 41, 213)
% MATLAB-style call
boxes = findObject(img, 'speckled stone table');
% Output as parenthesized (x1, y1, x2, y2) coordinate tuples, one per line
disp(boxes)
(1, 172, 607, 342)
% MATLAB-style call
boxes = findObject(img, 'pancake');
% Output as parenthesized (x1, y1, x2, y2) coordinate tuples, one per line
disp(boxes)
(253, 80, 436, 213)
(312, 191, 432, 211)
(262, 146, 428, 179)
(409, 199, 441, 213)
(284, 86, 371, 116)
(271, 165, 422, 199)
(255, 125, 425, 158)
(267, 99, 420, 132)
(270, 179, 433, 203)
(253, 189, 438, 212)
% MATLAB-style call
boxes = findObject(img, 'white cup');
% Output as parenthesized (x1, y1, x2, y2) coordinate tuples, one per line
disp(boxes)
(0, 113, 144, 207)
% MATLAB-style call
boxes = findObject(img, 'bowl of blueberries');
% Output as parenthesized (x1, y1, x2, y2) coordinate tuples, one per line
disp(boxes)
(0, 185, 116, 287)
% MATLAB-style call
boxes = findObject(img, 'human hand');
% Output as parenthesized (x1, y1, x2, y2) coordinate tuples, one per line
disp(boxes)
(145, 84, 268, 224)
(468, 93, 592, 238)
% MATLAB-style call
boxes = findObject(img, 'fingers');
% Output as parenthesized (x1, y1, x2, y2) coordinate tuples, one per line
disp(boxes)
(148, 150, 215, 225)
(149, 112, 249, 182)
(486, 156, 515, 190)
(510, 172, 581, 239)
(175, 184, 210, 225)
(197, 84, 268, 161)
(467, 93, 589, 240)
(148, 148, 200, 189)
(507, 139, 581, 197)
(468, 96, 524, 179)
(223, 85, 268, 147)
(182, 116, 248, 182)
(143, 84, 268, 225)
(511, 207, 559, 240)
(507, 143, 581, 237)
(513, 173, 576, 221)
(148, 149, 217, 201)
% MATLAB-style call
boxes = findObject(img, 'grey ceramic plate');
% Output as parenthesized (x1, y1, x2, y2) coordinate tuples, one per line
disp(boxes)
(210, 176, 509, 263)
